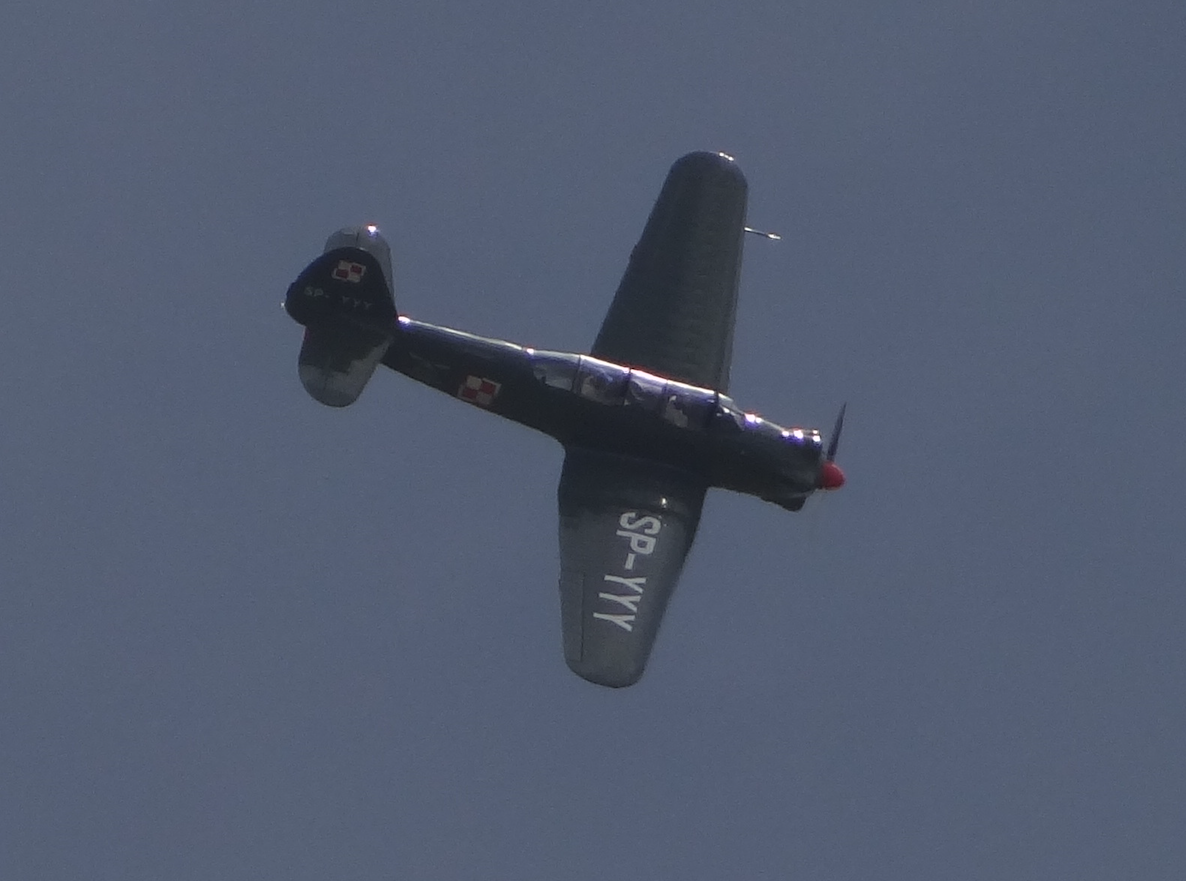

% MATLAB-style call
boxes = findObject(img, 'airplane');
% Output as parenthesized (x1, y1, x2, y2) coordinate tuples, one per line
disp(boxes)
(284, 151, 846, 688)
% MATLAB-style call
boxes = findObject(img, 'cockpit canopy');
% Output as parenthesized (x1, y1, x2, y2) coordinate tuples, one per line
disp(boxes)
(533, 352, 716, 428)
(530, 351, 822, 450)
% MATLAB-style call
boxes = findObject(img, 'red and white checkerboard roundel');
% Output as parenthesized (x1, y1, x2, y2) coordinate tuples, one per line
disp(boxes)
(332, 260, 366, 283)
(457, 375, 501, 407)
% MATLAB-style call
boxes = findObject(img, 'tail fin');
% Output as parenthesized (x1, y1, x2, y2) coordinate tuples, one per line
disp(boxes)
(285, 226, 397, 407)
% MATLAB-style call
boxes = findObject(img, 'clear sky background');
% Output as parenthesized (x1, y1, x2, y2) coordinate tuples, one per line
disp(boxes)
(3, 2, 1184, 878)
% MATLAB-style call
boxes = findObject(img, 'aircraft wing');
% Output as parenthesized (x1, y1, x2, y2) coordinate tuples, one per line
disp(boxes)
(557, 448, 707, 687)
(591, 151, 748, 393)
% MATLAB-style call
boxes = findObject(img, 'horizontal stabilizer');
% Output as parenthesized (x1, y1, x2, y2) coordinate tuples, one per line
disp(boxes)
(286, 226, 399, 407)
(298, 321, 391, 408)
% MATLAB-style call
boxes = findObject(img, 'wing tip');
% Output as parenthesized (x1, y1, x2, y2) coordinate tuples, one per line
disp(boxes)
(672, 150, 746, 183)
(566, 657, 646, 689)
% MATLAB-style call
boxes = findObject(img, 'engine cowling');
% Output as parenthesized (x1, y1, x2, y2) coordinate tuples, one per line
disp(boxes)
(285, 226, 397, 407)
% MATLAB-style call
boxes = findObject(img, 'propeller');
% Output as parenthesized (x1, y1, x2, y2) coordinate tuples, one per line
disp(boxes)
(818, 403, 846, 490)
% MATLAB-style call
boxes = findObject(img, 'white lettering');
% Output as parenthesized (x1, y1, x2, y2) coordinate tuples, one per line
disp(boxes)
(619, 512, 661, 535)
(603, 574, 646, 593)
(598, 592, 641, 613)
(616, 529, 656, 555)
(593, 516, 663, 632)
(593, 612, 635, 631)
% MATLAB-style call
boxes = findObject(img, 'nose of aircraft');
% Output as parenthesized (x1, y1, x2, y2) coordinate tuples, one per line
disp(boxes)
(819, 460, 846, 490)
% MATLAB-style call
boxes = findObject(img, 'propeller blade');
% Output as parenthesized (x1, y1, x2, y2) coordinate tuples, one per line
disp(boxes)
(825, 403, 846, 462)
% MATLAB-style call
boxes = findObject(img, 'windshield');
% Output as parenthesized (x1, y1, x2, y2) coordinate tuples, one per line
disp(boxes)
(711, 398, 746, 433)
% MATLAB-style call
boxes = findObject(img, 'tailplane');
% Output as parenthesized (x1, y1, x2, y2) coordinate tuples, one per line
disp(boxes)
(285, 226, 397, 407)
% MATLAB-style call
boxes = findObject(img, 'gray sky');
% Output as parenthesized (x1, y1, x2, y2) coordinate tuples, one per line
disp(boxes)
(3, 1, 1184, 878)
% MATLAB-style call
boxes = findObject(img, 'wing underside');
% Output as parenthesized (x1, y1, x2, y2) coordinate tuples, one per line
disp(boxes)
(591, 151, 748, 393)
(557, 448, 707, 687)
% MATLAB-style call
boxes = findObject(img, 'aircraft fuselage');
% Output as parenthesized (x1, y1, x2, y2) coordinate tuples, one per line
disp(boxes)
(285, 151, 847, 686)
(382, 316, 824, 511)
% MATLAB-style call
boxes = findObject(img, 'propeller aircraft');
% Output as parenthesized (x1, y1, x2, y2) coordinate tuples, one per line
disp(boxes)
(284, 151, 845, 687)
